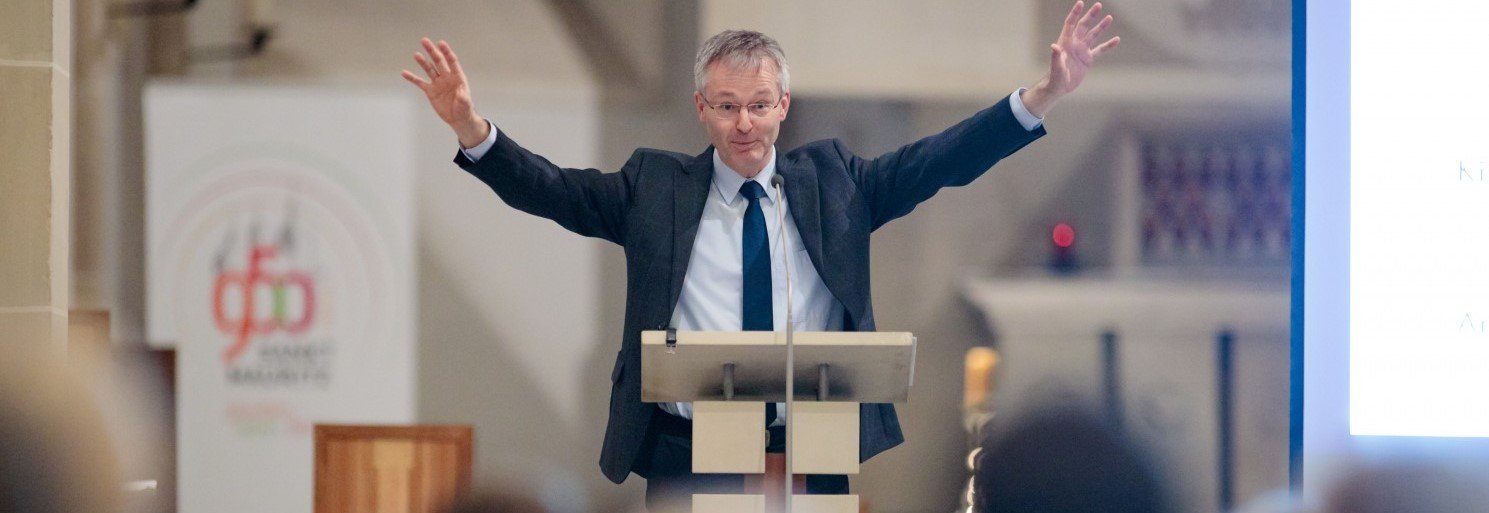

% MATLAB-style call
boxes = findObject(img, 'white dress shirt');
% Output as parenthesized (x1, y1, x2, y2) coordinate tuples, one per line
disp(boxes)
(657, 148, 844, 424)
(458, 89, 1044, 425)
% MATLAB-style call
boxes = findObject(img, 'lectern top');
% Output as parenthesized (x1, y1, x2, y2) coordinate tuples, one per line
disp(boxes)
(641, 330, 913, 347)
(639, 330, 916, 403)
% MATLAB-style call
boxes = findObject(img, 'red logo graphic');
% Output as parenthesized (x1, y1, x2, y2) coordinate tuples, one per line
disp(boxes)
(213, 244, 316, 363)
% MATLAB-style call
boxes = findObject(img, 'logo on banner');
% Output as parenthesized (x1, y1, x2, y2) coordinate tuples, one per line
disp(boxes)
(214, 244, 317, 364)
(208, 207, 337, 389)
(162, 159, 397, 439)
(168, 166, 390, 397)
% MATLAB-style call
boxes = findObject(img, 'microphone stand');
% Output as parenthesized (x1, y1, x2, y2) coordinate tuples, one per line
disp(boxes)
(770, 173, 794, 512)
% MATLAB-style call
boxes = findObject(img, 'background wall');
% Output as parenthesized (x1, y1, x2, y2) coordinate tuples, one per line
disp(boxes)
(66, 0, 1292, 511)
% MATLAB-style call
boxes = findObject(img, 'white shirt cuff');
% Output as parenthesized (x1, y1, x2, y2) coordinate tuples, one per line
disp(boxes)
(459, 120, 499, 162)
(1008, 88, 1044, 131)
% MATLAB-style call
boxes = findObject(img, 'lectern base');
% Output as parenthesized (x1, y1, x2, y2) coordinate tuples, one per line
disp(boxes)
(792, 494, 860, 513)
(693, 493, 762, 513)
(692, 493, 859, 513)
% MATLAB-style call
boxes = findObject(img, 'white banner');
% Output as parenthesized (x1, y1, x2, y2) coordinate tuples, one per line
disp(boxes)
(146, 84, 416, 513)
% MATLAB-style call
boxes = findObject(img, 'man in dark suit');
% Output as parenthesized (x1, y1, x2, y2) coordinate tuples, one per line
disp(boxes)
(402, 2, 1117, 509)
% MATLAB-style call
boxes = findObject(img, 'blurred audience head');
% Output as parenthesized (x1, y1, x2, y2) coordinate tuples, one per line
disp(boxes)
(443, 488, 548, 513)
(0, 345, 120, 513)
(1325, 459, 1489, 513)
(976, 408, 1169, 513)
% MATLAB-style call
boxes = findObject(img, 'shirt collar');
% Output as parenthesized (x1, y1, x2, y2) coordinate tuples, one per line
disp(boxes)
(712, 146, 778, 206)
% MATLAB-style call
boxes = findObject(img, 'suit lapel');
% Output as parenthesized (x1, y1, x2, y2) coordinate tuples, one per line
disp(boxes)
(780, 152, 824, 272)
(667, 147, 714, 314)
(782, 152, 866, 328)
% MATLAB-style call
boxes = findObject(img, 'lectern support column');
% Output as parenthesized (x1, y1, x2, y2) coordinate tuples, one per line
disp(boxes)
(817, 364, 830, 401)
(722, 363, 736, 400)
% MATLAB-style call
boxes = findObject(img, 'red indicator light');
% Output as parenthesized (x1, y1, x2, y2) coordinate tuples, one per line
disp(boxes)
(1052, 223, 1075, 248)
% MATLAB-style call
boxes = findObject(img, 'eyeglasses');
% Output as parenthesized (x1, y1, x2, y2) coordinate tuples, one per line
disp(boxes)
(700, 94, 783, 120)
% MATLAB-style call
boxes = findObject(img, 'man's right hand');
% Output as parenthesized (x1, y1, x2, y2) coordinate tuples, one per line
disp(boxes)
(402, 38, 491, 149)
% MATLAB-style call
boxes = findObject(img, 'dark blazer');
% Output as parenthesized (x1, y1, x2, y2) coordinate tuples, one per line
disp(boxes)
(454, 97, 1045, 484)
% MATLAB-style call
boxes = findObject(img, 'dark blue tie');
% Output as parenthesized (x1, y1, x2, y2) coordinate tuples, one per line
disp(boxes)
(740, 181, 772, 332)
(739, 180, 778, 427)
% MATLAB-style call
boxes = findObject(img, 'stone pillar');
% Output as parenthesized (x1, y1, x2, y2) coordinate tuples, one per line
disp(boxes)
(1, 0, 72, 351)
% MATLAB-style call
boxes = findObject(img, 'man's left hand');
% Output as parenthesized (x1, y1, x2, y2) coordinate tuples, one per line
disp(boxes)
(1022, 1, 1120, 119)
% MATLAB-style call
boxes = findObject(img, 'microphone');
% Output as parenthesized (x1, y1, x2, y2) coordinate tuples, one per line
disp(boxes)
(770, 175, 790, 290)
(769, 173, 792, 342)
(770, 172, 796, 509)
(769, 173, 792, 346)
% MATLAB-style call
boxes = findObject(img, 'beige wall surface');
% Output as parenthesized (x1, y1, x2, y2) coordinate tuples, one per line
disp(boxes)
(703, 0, 1042, 99)
(75, 0, 1292, 511)
(1, 0, 71, 351)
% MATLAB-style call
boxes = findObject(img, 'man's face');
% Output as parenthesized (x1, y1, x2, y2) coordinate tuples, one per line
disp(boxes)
(694, 60, 790, 178)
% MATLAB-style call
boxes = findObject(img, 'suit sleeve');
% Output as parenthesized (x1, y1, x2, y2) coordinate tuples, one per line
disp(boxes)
(453, 128, 638, 245)
(841, 96, 1046, 231)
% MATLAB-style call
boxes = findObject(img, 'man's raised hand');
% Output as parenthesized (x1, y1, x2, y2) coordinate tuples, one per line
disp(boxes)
(1049, 1, 1119, 96)
(1021, 1, 1120, 119)
(402, 38, 490, 149)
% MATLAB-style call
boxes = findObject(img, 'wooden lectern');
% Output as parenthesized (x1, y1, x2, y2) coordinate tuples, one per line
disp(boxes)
(642, 330, 916, 513)
(314, 424, 474, 513)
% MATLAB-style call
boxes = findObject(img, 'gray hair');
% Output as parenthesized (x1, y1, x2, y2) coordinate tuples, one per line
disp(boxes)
(693, 30, 790, 95)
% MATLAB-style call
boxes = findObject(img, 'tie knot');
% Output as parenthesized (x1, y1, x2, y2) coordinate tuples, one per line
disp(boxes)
(740, 180, 767, 202)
